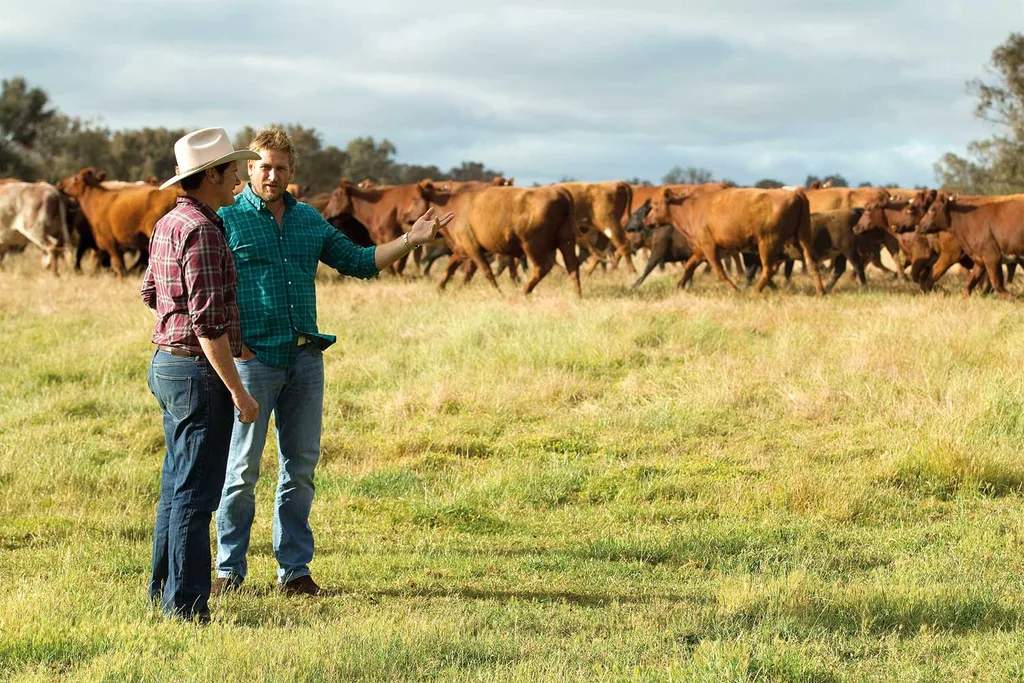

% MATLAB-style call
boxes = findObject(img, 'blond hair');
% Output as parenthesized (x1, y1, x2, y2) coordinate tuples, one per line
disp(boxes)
(248, 126, 298, 168)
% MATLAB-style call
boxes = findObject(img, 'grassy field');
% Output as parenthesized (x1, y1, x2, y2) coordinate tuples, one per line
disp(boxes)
(3, 255, 1024, 681)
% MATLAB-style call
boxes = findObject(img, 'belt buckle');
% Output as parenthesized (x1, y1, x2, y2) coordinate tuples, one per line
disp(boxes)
(297, 335, 307, 346)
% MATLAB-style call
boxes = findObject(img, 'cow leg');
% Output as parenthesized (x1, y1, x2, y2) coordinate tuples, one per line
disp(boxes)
(927, 249, 963, 292)
(848, 249, 868, 288)
(438, 256, 463, 290)
(107, 247, 126, 278)
(461, 260, 478, 284)
(781, 258, 795, 283)
(982, 252, 1012, 298)
(521, 249, 554, 296)
(704, 245, 739, 291)
(742, 253, 762, 287)
(752, 240, 781, 294)
(677, 254, 704, 289)
(555, 233, 582, 298)
(797, 237, 826, 296)
(826, 254, 846, 293)
(611, 238, 637, 275)
(964, 263, 986, 297)
(631, 238, 669, 290)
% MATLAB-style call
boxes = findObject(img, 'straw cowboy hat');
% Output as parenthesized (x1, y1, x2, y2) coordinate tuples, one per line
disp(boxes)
(160, 127, 261, 190)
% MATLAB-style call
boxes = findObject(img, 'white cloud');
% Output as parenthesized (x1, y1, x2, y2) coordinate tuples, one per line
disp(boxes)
(1, 0, 1022, 185)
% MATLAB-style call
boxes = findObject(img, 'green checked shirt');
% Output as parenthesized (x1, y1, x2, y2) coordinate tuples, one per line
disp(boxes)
(219, 184, 378, 367)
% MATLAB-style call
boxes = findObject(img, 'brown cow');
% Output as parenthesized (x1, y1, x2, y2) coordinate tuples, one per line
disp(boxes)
(322, 179, 425, 275)
(558, 182, 636, 274)
(416, 181, 581, 296)
(57, 168, 179, 277)
(918, 192, 1024, 297)
(788, 209, 871, 292)
(0, 182, 70, 271)
(644, 187, 825, 294)
(853, 192, 968, 291)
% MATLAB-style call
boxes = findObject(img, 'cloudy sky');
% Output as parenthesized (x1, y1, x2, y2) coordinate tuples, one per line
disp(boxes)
(1, 0, 1020, 186)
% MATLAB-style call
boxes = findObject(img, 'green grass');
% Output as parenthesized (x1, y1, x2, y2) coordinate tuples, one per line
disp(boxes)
(4, 256, 1024, 681)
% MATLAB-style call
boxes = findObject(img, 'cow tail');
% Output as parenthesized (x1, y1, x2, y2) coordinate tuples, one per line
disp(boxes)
(49, 191, 70, 247)
(558, 187, 583, 238)
(620, 182, 634, 226)
(793, 188, 811, 251)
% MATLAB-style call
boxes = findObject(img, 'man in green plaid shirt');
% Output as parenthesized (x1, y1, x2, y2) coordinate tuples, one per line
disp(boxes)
(213, 127, 454, 596)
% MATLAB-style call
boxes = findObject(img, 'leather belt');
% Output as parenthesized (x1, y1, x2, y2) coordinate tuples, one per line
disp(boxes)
(157, 345, 199, 358)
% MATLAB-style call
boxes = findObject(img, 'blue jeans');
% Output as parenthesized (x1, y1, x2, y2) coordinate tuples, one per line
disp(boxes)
(215, 346, 324, 583)
(148, 350, 233, 618)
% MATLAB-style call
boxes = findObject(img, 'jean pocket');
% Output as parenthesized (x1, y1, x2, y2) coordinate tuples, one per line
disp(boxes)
(153, 374, 194, 421)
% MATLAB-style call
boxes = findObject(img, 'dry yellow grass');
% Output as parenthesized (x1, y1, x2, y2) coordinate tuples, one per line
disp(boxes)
(3, 253, 1024, 681)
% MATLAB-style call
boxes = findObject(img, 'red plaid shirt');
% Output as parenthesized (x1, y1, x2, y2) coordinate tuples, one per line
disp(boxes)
(141, 197, 241, 357)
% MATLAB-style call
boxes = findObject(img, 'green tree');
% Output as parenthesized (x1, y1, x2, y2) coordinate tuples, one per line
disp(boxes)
(662, 166, 713, 184)
(0, 77, 56, 178)
(755, 178, 784, 189)
(448, 160, 502, 182)
(32, 114, 112, 182)
(342, 136, 397, 184)
(935, 32, 1024, 194)
(107, 127, 185, 181)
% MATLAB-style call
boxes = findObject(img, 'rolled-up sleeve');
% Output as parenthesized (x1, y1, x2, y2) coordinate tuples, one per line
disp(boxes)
(180, 224, 230, 340)
(318, 214, 378, 280)
(141, 262, 156, 309)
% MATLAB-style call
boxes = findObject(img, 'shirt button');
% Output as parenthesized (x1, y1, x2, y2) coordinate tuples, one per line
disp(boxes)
(288, 281, 291, 285)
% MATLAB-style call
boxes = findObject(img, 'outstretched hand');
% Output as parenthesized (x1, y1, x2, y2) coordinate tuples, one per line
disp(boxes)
(407, 207, 455, 247)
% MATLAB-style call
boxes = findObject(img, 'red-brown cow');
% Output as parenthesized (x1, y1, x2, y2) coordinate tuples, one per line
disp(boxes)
(918, 192, 1024, 297)
(558, 182, 635, 274)
(322, 179, 425, 275)
(57, 168, 179, 277)
(644, 187, 824, 294)
(416, 181, 581, 296)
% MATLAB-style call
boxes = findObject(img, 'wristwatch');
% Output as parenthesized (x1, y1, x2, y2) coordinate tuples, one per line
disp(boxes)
(403, 233, 420, 251)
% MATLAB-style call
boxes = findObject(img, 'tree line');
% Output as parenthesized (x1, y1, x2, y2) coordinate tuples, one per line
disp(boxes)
(3, 31, 1022, 195)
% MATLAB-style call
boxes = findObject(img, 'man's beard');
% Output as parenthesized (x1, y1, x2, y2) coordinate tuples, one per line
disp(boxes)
(255, 182, 285, 203)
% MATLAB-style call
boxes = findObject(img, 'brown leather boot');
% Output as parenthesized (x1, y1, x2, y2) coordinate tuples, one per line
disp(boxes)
(279, 575, 322, 596)
(211, 576, 242, 597)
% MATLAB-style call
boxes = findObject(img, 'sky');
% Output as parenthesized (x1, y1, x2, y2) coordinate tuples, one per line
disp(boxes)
(1, 0, 1021, 187)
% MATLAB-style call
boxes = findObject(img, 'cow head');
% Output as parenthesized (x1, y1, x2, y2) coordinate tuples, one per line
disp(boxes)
(57, 167, 107, 198)
(624, 199, 652, 233)
(490, 176, 515, 186)
(917, 192, 955, 235)
(323, 178, 354, 219)
(888, 189, 933, 233)
(357, 178, 375, 189)
(643, 188, 684, 228)
(853, 201, 887, 235)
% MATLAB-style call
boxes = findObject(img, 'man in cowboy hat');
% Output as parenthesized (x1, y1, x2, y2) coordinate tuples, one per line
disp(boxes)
(141, 127, 262, 622)
(213, 126, 453, 596)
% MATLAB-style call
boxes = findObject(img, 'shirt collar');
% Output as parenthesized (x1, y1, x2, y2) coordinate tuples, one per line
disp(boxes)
(241, 183, 297, 212)
(176, 196, 224, 229)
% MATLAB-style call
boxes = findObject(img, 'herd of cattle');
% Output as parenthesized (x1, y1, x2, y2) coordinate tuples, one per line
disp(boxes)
(1, 169, 1022, 298)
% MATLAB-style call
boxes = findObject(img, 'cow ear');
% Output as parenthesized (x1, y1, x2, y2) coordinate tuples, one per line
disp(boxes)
(97, 171, 107, 182)
(417, 179, 433, 193)
(507, 177, 514, 186)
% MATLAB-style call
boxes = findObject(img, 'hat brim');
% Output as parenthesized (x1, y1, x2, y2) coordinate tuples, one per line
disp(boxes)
(159, 150, 262, 191)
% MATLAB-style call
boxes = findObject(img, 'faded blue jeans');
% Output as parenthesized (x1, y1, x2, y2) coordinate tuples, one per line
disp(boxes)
(215, 346, 324, 583)
(148, 349, 233, 618)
